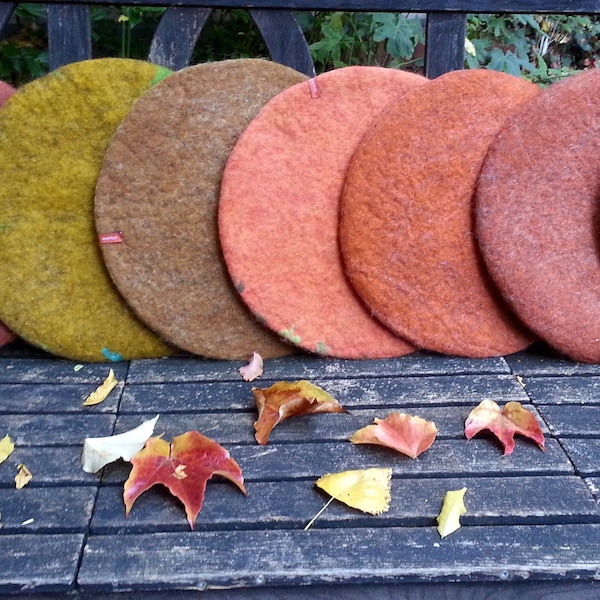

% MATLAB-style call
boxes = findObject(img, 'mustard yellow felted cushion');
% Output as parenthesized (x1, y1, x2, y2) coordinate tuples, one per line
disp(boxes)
(95, 59, 305, 360)
(218, 66, 425, 359)
(0, 58, 173, 361)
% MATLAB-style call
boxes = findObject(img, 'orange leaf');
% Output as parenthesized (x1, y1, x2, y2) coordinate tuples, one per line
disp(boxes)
(464, 400, 545, 455)
(349, 412, 437, 458)
(253, 380, 346, 445)
(123, 431, 246, 529)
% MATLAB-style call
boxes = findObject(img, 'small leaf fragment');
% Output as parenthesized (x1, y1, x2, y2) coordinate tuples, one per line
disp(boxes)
(81, 415, 159, 473)
(124, 431, 246, 529)
(349, 412, 437, 458)
(437, 487, 467, 538)
(465, 400, 545, 455)
(239, 352, 264, 382)
(0, 435, 15, 464)
(15, 464, 32, 489)
(315, 467, 392, 515)
(253, 380, 346, 444)
(83, 369, 119, 406)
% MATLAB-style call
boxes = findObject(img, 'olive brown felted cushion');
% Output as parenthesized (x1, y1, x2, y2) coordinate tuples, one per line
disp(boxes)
(340, 69, 538, 358)
(219, 66, 426, 358)
(475, 69, 600, 363)
(0, 58, 173, 361)
(95, 59, 305, 360)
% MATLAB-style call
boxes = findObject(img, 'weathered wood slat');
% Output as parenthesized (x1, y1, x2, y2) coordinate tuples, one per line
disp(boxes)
(119, 374, 526, 415)
(78, 523, 600, 592)
(0, 2, 15, 32)
(0, 358, 128, 384)
(505, 348, 600, 376)
(0, 383, 121, 413)
(91, 475, 600, 534)
(46, 3, 91, 70)
(0, 533, 84, 593)
(519, 376, 600, 404)
(0, 487, 97, 533)
(560, 439, 600, 477)
(38, 0, 600, 14)
(536, 405, 600, 437)
(126, 353, 509, 384)
(425, 13, 466, 78)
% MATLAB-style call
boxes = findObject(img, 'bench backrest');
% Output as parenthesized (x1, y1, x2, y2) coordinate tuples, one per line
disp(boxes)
(1, 1, 600, 79)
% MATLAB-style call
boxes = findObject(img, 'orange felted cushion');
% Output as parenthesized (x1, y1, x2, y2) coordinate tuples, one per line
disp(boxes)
(475, 69, 600, 363)
(340, 69, 538, 358)
(95, 59, 306, 360)
(219, 66, 426, 359)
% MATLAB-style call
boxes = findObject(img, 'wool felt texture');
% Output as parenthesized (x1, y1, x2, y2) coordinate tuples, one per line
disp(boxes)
(340, 69, 539, 359)
(0, 58, 174, 362)
(219, 66, 427, 359)
(0, 80, 16, 348)
(95, 59, 305, 360)
(475, 68, 600, 363)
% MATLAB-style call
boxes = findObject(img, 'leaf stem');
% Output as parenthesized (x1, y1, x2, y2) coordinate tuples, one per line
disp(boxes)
(304, 496, 335, 530)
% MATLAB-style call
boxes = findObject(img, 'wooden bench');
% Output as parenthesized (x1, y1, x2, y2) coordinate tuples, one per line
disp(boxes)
(1, 2, 600, 598)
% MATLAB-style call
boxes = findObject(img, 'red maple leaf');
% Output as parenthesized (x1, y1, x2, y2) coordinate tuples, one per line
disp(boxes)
(464, 400, 545, 455)
(349, 412, 437, 458)
(253, 380, 346, 445)
(123, 431, 246, 528)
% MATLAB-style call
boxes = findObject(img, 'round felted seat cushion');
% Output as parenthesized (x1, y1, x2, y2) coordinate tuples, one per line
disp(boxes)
(95, 59, 305, 360)
(475, 68, 600, 363)
(0, 58, 173, 361)
(340, 69, 538, 358)
(218, 66, 426, 359)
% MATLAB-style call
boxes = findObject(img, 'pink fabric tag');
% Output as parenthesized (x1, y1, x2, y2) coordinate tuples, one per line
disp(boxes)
(98, 232, 123, 244)
(307, 78, 320, 99)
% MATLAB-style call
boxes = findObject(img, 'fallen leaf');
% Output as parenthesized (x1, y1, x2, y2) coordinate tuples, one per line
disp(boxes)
(253, 380, 346, 444)
(83, 369, 118, 406)
(349, 412, 437, 458)
(314, 467, 392, 516)
(464, 400, 545, 455)
(15, 464, 32, 489)
(124, 431, 246, 529)
(81, 415, 159, 473)
(239, 352, 264, 382)
(0, 435, 14, 464)
(437, 487, 467, 538)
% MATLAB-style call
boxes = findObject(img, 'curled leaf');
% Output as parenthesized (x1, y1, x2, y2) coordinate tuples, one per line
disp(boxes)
(314, 468, 392, 516)
(465, 400, 545, 455)
(437, 487, 467, 538)
(0, 435, 15, 464)
(253, 380, 346, 444)
(124, 431, 246, 529)
(83, 369, 119, 406)
(349, 412, 437, 458)
(81, 415, 159, 473)
(239, 352, 264, 382)
(15, 464, 32, 489)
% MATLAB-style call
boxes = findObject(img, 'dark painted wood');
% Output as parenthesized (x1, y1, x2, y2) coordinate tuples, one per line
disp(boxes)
(425, 12, 466, 77)
(249, 9, 315, 76)
(536, 405, 600, 437)
(504, 346, 600, 375)
(37, 0, 600, 14)
(78, 523, 600, 592)
(46, 3, 91, 70)
(0, 2, 15, 34)
(560, 439, 600, 477)
(520, 376, 600, 404)
(148, 6, 211, 70)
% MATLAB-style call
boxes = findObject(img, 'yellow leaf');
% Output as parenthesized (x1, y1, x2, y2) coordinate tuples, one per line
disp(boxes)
(15, 464, 32, 489)
(0, 435, 15, 464)
(83, 369, 118, 406)
(315, 468, 392, 515)
(437, 487, 467, 538)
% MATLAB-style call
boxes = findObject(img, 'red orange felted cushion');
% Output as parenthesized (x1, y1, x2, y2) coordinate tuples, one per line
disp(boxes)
(0, 80, 16, 348)
(219, 66, 426, 359)
(340, 69, 538, 358)
(95, 59, 306, 360)
(0, 58, 173, 361)
(475, 69, 600, 363)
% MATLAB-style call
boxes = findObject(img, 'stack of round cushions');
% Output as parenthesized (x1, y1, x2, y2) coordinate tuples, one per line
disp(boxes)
(475, 68, 600, 363)
(0, 59, 174, 361)
(0, 80, 17, 348)
(94, 59, 306, 360)
(339, 69, 539, 358)
(218, 66, 427, 359)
